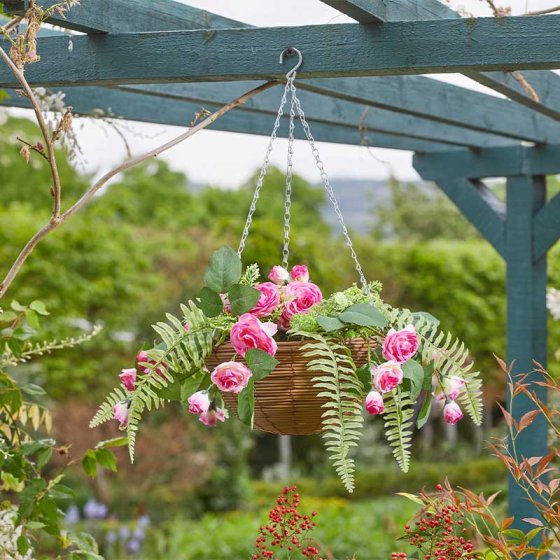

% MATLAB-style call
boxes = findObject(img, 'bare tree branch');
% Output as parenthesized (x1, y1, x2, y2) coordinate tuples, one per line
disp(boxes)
(526, 4, 560, 15)
(0, 79, 278, 299)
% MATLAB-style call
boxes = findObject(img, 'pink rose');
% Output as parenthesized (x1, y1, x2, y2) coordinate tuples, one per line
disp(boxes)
(442, 376, 465, 401)
(290, 265, 309, 282)
(112, 402, 129, 428)
(250, 282, 280, 317)
(364, 390, 384, 415)
(230, 314, 278, 357)
(119, 368, 137, 391)
(268, 265, 290, 285)
(211, 361, 253, 393)
(187, 390, 210, 414)
(382, 325, 419, 364)
(199, 407, 227, 427)
(279, 281, 323, 329)
(136, 350, 167, 378)
(372, 361, 404, 394)
(443, 401, 463, 424)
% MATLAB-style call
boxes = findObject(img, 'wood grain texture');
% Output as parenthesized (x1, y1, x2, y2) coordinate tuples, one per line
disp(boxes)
(118, 83, 516, 148)
(1, 0, 246, 33)
(534, 191, 560, 258)
(505, 175, 548, 534)
(0, 86, 449, 152)
(2, 17, 560, 87)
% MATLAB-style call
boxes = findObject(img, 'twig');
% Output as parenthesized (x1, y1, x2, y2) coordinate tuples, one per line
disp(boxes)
(1, 15, 24, 33)
(511, 71, 540, 102)
(17, 136, 49, 161)
(0, 80, 278, 299)
(526, 4, 560, 15)
(0, 45, 63, 218)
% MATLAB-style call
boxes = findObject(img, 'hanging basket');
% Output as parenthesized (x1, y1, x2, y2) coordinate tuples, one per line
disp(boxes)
(206, 338, 371, 435)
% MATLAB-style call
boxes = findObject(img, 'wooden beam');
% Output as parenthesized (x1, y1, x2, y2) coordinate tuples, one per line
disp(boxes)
(423, 177, 506, 257)
(0, 0, 245, 33)
(0, 86, 448, 152)
(320, 0, 560, 121)
(2, 17, 560, 87)
(413, 145, 560, 179)
(534, 191, 560, 259)
(119, 83, 516, 148)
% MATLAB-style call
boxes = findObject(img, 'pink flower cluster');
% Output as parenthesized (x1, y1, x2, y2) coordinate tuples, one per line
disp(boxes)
(441, 376, 465, 424)
(364, 325, 420, 417)
(187, 390, 228, 426)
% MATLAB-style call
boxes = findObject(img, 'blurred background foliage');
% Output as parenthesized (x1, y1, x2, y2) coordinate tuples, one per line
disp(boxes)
(1, 114, 559, 558)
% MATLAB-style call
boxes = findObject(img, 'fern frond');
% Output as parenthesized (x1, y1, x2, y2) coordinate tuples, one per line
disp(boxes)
(383, 389, 414, 473)
(240, 263, 260, 286)
(292, 330, 364, 493)
(385, 306, 483, 425)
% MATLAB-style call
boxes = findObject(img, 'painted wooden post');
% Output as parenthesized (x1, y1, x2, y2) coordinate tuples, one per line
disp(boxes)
(505, 175, 548, 531)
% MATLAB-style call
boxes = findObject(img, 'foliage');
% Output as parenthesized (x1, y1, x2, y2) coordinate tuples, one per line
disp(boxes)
(0, 300, 124, 559)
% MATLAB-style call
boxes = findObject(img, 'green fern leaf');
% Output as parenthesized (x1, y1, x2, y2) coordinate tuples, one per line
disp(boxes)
(383, 389, 414, 473)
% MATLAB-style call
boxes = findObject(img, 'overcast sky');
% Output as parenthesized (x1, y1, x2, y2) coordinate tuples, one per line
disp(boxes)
(7, 0, 559, 188)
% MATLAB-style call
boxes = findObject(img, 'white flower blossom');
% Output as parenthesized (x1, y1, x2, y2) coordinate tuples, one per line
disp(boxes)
(0, 509, 35, 560)
(547, 288, 560, 321)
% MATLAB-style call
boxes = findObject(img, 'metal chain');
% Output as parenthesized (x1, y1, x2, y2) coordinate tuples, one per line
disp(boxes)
(291, 87, 370, 294)
(237, 78, 292, 256)
(282, 76, 297, 269)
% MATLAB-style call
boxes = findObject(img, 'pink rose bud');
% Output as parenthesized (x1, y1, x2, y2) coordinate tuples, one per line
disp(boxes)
(249, 282, 281, 317)
(211, 361, 253, 393)
(442, 376, 466, 401)
(112, 402, 129, 428)
(382, 325, 420, 364)
(372, 361, 404, 394)
(290, 265, 309, 282)
(230, 313, 278, 357)
(279, 281, 323, 330)
(268, 265, 290, 285)
(199, 407, 227, 427)
(364, 390, 384, 415)
(443, 401, 464, 424)
(187, 390, 210, 414)
(183, 322, 190, 332)
(136, 350, 167, 377)
(119, 368, 137, 391)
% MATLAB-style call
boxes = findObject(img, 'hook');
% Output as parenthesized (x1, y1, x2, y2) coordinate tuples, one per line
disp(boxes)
(279, 47, 302, 79)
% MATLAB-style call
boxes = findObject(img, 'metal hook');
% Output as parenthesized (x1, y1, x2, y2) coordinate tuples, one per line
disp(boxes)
(279, 47, 303, 79)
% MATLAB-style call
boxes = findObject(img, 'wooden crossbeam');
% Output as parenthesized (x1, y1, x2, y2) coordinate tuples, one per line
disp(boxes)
(321, 0, 560, 121)
(425, 177, 506, 257)
(0, 86, 449, 152)
(1, 0, 244, 33)
(1, 18, 560, 87)
(119, 83, 515, 148)
(413, 145, 560, 179)
(534, 191, 560, 259)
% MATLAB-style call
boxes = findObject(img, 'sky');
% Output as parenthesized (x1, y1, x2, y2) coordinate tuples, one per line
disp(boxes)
(6, 0, 560, 188)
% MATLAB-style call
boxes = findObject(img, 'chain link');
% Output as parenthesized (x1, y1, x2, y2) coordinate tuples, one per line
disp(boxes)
(238, 49, 369, 294)
(282, 76, 297, 269)
(237, 79, 292, 256)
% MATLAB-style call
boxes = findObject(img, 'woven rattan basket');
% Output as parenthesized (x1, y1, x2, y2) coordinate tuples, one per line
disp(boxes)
(206, 338, 370, 436)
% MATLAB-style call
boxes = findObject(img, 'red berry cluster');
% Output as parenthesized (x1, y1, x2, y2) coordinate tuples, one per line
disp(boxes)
(397, 485, 476, 560)
(252, 486, 323, 560)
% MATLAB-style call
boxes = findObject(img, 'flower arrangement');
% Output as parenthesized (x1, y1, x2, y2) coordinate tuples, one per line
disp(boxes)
(92, 246, 483, 492)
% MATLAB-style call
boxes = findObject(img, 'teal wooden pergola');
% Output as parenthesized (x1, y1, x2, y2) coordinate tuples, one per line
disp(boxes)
(1, 0, 559, 533)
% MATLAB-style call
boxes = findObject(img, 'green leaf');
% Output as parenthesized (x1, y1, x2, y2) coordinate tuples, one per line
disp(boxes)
(37, 446, 53, 471)
(10, 300, 27, 312)
(401, 359, 424, 401)
(154, 376, 181, 400)
(94, 436, 128, 449)
(17, 536, 30, 555)
(26, 521, 46, 530)
(416, 392, 432, 429)
(412, 311, 439, 326)
(30, 300, 49, 316)
(199, 287, 224, 317)
(422, 363, 434, 391)
(245, 348, 279, 381)
(21, 383, 46, 396)
(355, 364, 371, 390)
(204, 246, 242, 293)
(95, 449, 117, 472)
(25, 309, 40, 329)
(82, 451, 97, 478)
(69, 532, 100, 554)
(396, 492, 424, 506)
(48, 485, 75, 500)
(0, 310, 17, 322)
(316, 315, 345, 332)
(228, 284, 260, 315)
(237, 378, 255, 428)
(339, 303, 388, 328)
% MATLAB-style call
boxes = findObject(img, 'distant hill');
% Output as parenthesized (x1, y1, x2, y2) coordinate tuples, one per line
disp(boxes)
(319, 178, 391, 234)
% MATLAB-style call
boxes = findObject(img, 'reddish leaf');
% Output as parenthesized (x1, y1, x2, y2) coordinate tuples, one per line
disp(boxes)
(523, 518, 544, 527)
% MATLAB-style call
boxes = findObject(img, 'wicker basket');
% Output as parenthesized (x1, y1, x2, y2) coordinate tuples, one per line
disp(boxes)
(206, 338, 370, 436)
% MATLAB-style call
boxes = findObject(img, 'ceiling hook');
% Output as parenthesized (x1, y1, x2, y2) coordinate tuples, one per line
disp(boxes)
(279, 47, 303, 79)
